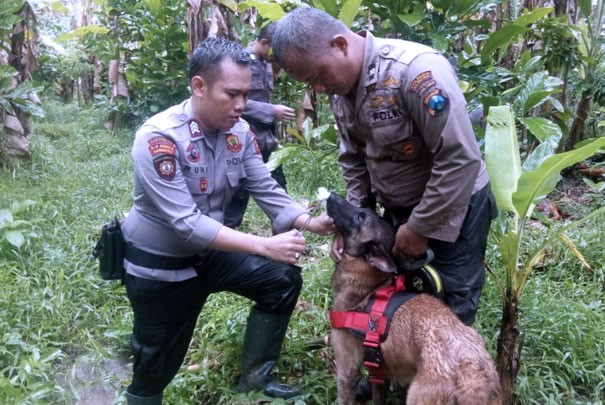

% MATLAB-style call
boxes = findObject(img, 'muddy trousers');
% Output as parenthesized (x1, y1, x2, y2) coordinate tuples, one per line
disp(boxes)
(124, 251, 302, 401)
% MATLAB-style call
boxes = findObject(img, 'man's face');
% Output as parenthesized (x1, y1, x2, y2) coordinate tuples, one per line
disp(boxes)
(282, 47, 355, 96)
(193, 59, 251, 133)
(257, 38, 273, 63)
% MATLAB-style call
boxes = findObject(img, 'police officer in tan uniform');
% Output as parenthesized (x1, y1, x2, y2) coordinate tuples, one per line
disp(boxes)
(273, 9, 497, 396)
(120, 37, 333, 405)
(224, 23, 295, 229)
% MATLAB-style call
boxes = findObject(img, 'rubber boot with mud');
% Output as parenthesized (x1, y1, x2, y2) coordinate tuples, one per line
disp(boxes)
(236, 307, 300, 399)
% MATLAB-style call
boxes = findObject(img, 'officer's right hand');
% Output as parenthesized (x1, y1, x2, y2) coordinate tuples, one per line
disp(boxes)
(266, 229, 306, 265)
(273, 105, 295, 122)
(330, 230, 344, 263)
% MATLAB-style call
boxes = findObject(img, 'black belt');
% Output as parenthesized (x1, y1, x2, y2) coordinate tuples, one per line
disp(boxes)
(124, 243, 201, 270)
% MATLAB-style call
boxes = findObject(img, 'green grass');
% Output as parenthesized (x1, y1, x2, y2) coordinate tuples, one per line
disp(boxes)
(1, 100, 604, 404)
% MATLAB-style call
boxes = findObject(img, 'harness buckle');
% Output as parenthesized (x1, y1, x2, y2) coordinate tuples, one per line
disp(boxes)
(363, 343, 381, 367)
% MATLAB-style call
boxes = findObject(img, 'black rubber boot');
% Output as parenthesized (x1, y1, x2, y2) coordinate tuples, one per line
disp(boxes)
(237, 307, 300, 399)
(125, 391, 163, 405)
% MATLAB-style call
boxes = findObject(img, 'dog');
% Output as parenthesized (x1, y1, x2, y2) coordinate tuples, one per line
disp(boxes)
(326, 192, 501, 405)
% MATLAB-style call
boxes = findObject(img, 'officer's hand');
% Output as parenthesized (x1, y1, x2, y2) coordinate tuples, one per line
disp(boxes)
(306, 212, 335, 236)
(392, 224, 428, 259)
(273, 105, 295, 122)
(330, 230, 344, 263)
(266, 229, 306, 265)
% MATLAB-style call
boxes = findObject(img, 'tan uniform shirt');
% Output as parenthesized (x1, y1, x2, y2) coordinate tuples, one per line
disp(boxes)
(122, 98, 307, 280)
(331, 32, 489, 242)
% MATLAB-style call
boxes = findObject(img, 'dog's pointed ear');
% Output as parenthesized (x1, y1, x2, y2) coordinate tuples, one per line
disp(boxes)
(365, 244, 397, 273)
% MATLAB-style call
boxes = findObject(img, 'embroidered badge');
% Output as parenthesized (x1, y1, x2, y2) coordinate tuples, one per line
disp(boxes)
(381, 75, 399, 87)
(250, 131, 261, 155)
(409, 71, 433, 93)
(189, 119, 203, 139)
(199, 178, 208, 192)
(401, 141, 418, 158)
(387, 95, 398, 105)
(186, 143, 200, 163)
(225, 134, 243, 153)
(148, 136, 176, 157)
(153, 156, 176, 181)
(371, 108, 403, 124)
(368, 63, 376, 82)
(370, 95, 384, 109)
(423, 89, 449, 116)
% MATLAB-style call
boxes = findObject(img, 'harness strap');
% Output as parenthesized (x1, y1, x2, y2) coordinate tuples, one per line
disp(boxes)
(330, 275, 408, 385)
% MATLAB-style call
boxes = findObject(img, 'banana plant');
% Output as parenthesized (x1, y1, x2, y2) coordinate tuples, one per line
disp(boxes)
(484, 104, 605, 404)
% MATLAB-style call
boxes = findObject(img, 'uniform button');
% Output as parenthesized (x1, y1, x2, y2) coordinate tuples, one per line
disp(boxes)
(179, 115, 186, 122)
(382, 47, 390, 55)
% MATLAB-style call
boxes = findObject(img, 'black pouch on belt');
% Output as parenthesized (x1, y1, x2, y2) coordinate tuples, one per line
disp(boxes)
(90, 217, 125, 281)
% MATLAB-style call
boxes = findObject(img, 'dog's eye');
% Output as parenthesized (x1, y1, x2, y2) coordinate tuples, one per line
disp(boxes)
(354, 212, 366, 225)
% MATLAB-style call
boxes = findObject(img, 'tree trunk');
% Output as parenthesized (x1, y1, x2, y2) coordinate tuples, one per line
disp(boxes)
(565, 93, 592, 151)
(496, 290, 522, 405)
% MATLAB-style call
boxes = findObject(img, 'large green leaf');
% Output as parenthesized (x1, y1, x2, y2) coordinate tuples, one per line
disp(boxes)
(485, 105, 521, 214)
(239, 0, 284, 21)
(514, 7, 554, 27)
(519, 117, 563, 172)
(316, 0, 339, 17)
(266, 145, 304, 171)
(512, 71, 563, 115)
(480, 24, 527, 65)
(498, 230, 519, 288)
(513, 137, 605, 218)
(398, 12, 424, 27)
(519, 117, 563, 143)
(339, 0, 363, 27)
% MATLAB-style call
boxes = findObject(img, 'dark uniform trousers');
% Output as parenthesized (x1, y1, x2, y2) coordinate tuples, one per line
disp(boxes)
(124, 252, 302, 397)
(385, 183, 497, 326)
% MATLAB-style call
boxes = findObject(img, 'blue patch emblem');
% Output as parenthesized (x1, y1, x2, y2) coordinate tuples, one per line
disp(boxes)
(429, 94, 446, 112)
(423, 89, 449, 116)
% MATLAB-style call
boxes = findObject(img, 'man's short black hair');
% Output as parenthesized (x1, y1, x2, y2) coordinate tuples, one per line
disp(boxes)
(258, 22, 277, 43)
(189, 37, 251, 83)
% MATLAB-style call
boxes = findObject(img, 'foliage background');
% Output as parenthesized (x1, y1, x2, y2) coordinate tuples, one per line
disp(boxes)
(1, 0, 605, 403)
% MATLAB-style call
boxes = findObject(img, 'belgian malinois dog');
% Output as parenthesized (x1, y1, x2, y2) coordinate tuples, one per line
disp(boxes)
(326, 192, 501, 405)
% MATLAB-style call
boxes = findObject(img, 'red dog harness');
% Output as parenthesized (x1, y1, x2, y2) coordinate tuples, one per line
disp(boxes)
(329, 275, 415, 385)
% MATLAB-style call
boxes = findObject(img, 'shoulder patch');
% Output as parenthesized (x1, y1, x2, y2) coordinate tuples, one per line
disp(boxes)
(249, 131, 262, 155)
(423, 89, 449, 117)
(408, 71, 433, 93)
(148, 136, 176, 157)
(153, 155, 176, 181)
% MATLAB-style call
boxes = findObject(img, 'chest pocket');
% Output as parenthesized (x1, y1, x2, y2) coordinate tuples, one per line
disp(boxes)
(365, 90, 422, 161)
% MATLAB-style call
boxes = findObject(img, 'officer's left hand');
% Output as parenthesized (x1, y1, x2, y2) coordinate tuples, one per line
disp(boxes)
(392, 224, 428, 259)
(273, 105, 295, 122)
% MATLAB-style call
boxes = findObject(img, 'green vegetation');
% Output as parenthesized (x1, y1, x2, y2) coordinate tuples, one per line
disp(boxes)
(2, 0, 605, 403)
(0, 99, 604, 404)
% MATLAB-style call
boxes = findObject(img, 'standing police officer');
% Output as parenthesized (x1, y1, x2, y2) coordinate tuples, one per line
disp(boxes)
(224, 23, 295, 229)
(120, 37, 333, 404)
(273, 8, 497, 397)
